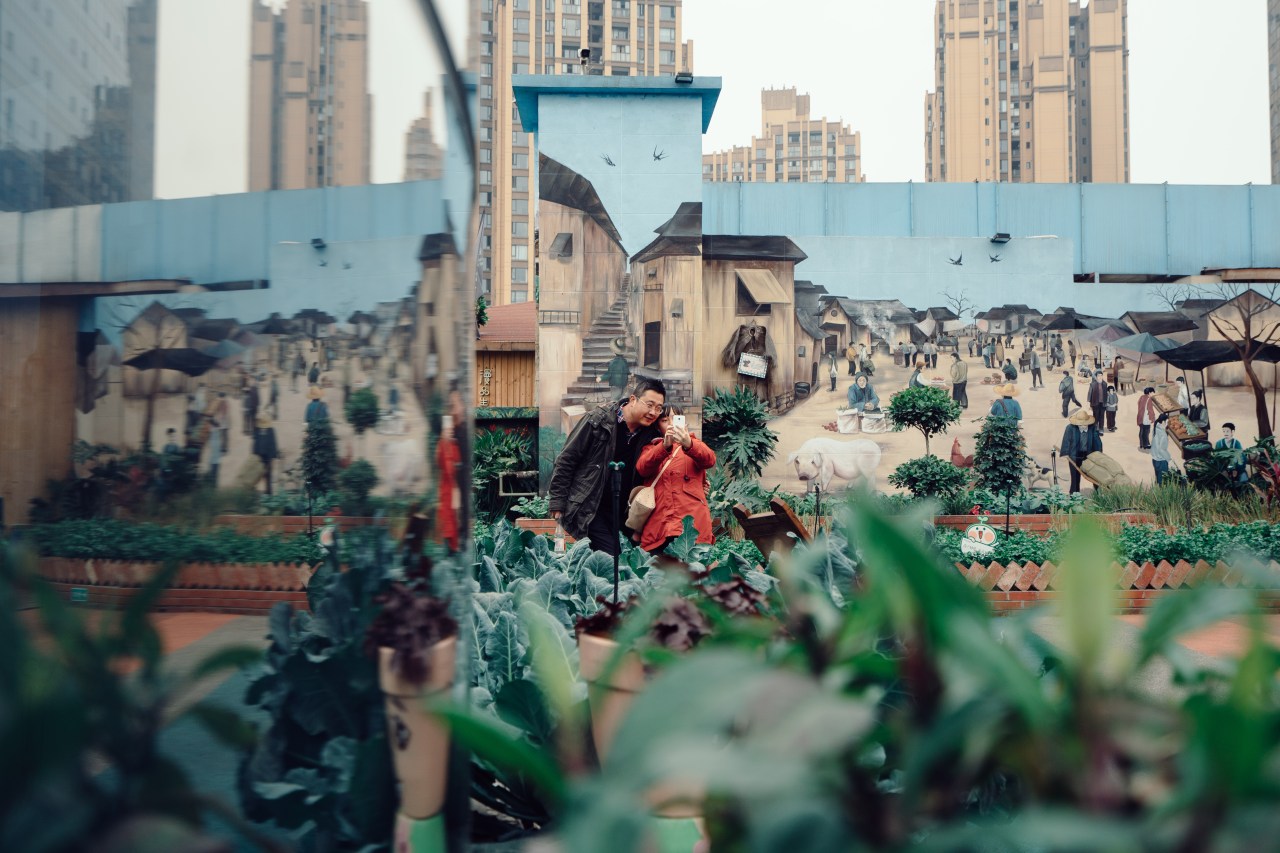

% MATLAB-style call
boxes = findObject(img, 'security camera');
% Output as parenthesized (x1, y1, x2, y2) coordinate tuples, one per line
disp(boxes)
(578, 47, 591, 65)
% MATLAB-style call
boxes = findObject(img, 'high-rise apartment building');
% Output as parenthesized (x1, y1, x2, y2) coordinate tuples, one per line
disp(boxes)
(924, 0, 1129, 184)
(248, 0, 371, 191)
(478, 0, 694, 305)
(403, 91, 445, 181)
(702, 88, 863, 184)
(1270, 0, 1280, 183)
(0, 0, 157, 211)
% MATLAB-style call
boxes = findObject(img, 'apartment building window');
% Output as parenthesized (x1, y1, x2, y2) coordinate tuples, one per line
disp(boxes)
(659, 49, 674, 64)
(546, 0, 555, 9)
(513, 199, 529, 215)
(513, 268, 528, 283)
(562, 43, 581, 57)
(482, 40, 493, 55)
(482, 0, 493, 10)
(660, 26, 674, 42)
(563, 18, 581, 36)
(479, 191, 492, 206)
(1001, 159, 1008, 172)
(513, 175, 528, 190)
(513, 40, 529, 55)
(512, 152, 528, 168)
(513, 130, 527, 145)
(612, 0, 631, 13)
(479, 148, 491, 163)
(511, 289, 528, 303)
(513, 245, 529, 261)
(479, 104, 493, 120)
(479, 169, 492, 185)
(563, 0, 580, 9)
(610, 44, 630, 60)
(480, 84, 493, 99)
(612, 25, 629, 39)
(514, 0, 529, 8)
(514, 17, 530, 33)
(481, 62, 492, 76)
(612, 65, 631, 75)
(545, 19, 556, 34)
(702, 163, 713, 174)
(660, 4, 675, 19)
(755, 148, 765, 158)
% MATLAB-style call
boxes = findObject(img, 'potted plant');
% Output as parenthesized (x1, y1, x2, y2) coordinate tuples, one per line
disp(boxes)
(364, 574, 458, 848)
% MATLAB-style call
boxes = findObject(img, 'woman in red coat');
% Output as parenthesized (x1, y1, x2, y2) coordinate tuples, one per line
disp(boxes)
(634, 405, 717, 554)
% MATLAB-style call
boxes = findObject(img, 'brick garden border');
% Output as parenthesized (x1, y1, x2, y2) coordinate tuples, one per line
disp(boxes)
(956, 559, 1280, 613)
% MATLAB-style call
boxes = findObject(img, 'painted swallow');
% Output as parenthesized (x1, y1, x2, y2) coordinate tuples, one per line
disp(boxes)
(653, 147, 668, 161)
(601, 153, 616, 166)
(989, 254, 1003, 263)
(948, 254, 963, 266)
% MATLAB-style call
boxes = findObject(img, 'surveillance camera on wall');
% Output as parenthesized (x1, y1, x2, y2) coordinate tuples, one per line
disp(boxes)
(578, 47, 591, 65)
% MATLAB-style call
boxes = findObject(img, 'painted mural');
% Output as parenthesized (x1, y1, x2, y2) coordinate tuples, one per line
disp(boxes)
(524, 78, 1280, 505)
(68, 232, 468, 541)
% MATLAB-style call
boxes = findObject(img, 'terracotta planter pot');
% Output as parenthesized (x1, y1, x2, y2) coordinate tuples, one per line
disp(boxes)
(578, 633, 704, 822)
(577, 632, 646, 765)
(378, 636, 457, 821)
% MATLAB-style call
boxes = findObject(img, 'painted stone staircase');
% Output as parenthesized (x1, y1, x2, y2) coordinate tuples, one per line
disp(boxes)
(562, 281, 635, 409)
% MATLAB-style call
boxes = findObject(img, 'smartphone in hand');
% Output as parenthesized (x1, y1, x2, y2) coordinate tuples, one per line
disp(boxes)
(672, 414, 686, 430)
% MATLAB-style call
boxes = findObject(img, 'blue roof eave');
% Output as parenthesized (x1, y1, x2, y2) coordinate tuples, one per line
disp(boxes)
(512, 74, 722, 134)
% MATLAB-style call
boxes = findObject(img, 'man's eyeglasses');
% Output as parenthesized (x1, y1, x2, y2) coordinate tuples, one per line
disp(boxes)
(633, 399, 663, 412)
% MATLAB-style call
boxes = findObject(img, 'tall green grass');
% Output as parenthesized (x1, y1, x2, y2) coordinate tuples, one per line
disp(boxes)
(1088, 482, 1279, 527)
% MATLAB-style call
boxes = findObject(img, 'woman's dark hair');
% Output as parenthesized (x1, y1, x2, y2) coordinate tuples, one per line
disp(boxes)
(661, 404, 684, 419)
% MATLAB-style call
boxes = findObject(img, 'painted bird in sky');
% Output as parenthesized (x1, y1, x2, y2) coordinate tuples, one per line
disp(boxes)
(989, 254, 1003, 263)
(600, 153, 616, 166)
(948, 254, 963, 266)
(653, 147, 668, 161)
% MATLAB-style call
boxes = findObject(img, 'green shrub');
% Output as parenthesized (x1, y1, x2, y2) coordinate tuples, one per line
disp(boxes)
(888, 455, 970, 500)
(973, 413, 1028, 511)
(338, 459, 379, 516)
(27, 519, 322, 564)
(885, 385, 961, 455)
(701, 386, 779, 480)
(473, 427, 534, 522)
(302, 417, 339, 499)
(344, 386, 380, 436)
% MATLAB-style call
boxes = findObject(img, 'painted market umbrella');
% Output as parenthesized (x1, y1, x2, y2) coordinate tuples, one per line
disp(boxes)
(123, 347, 221, 376)
(1111, 332, 1180, 383)
(1154, 340, 1280, 432)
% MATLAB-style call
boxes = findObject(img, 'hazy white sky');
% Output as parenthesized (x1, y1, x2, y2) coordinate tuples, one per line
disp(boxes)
(687, 0, 1272, 184)
(155, 0, 1272, 198)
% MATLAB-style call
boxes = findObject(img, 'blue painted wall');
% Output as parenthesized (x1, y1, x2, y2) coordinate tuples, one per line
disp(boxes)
(535, 93, 704, 255)
(100, 181, 448, 286)
(704, 182, 1280, 277)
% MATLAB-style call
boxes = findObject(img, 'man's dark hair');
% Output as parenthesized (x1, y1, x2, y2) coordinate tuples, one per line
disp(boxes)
(1223, 422, 1236, 431)
(1143, 386, 1155, 394)
(631, 378, 666, 400)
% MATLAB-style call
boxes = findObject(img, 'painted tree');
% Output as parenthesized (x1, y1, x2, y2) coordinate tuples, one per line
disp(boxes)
(942, 287, 977, 328)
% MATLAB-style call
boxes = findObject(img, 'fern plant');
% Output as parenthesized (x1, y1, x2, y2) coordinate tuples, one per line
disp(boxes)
(701, 386, 779, 481)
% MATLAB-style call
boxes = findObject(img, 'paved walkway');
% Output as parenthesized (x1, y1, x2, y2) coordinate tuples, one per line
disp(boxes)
(760, 338, 1273, 496)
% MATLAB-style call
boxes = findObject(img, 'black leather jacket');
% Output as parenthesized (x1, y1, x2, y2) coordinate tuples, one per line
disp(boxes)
(548, 400, 658, 538)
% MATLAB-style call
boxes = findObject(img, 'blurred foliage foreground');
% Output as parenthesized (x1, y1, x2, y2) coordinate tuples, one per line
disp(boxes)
(442, 503, 1280, 852)
(6, 496, 1280, 852)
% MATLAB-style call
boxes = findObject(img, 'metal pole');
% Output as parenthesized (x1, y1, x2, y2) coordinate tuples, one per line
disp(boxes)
(608, 461, 625, 604)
